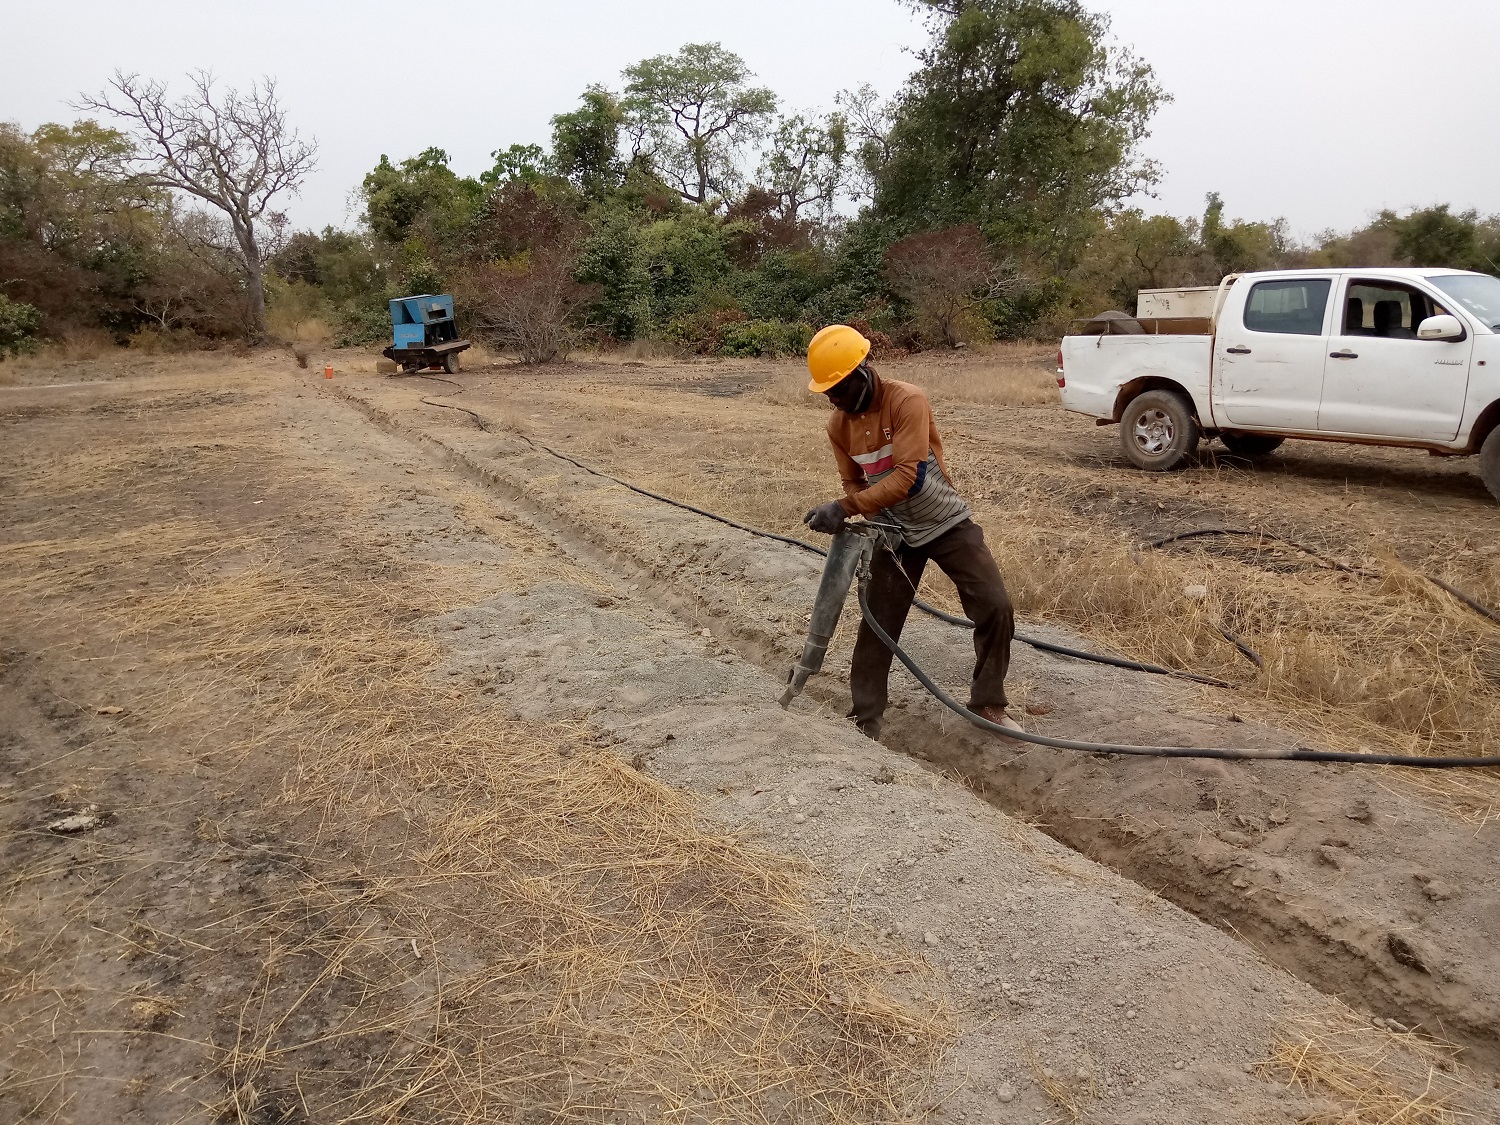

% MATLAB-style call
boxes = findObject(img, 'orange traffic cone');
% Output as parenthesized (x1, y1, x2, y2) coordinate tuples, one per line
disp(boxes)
(323, 363, 334, 380)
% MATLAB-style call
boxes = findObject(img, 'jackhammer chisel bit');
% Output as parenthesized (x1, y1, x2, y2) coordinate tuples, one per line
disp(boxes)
(778, 527, 876, 708)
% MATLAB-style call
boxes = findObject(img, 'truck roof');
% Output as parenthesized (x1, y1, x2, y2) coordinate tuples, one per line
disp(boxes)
(1233, 267, 1483, 281)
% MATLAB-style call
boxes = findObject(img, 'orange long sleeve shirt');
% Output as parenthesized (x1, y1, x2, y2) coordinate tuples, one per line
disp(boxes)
(826, 373, 971, 547)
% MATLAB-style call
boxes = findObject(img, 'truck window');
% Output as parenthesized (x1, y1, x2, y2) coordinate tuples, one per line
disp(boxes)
(1430, 273, 1500, 330)
(1342, 281, 1439, 338)
(1243, 278, 1331, 335)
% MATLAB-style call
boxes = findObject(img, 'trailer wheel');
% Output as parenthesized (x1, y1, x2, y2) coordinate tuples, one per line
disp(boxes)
(442, 351, 460, 375)
(1120, 390, 1200, 471)
(1480, 427, 1500, 505)
(1219, 432, 1285, 458)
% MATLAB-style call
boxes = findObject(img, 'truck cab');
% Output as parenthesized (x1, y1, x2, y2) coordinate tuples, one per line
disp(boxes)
(1058, 268, 1500, 502)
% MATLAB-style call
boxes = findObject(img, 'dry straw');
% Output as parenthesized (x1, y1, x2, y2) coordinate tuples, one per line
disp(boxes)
(1264, 1011, 1475, 1125)
(134, 559, 952, 1124)
(0, 396, 953, 1124)
(490, 350, 1500, 814)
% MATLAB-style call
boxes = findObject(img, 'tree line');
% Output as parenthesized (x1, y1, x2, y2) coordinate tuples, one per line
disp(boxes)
(3, 0, 1498, 362)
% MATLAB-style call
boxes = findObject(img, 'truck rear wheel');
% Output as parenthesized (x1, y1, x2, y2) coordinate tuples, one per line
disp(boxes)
(442, 351, 460, 375)
(1480, 427, 1500, 504)
(1120, 390, 1200, 471)
(1219, 432, 1285, 458)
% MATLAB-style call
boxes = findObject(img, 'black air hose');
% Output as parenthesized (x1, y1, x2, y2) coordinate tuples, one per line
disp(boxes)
(855, 580, 1500, 768)
(399, 391, 1499, 766)
(415, 395, 1228, 686)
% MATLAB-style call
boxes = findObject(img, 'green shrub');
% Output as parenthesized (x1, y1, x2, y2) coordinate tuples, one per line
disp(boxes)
(335, 299, 394, 347)
(717, 318, 812, 358)
(0, 296, 42, 359)
(661, 307, 746, 353)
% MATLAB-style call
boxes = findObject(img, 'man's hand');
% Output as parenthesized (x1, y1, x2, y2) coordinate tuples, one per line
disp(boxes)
(803, 500, 848, 534)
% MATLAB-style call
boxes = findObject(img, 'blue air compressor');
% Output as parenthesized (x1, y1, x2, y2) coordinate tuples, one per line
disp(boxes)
(381, 294, 472, 375)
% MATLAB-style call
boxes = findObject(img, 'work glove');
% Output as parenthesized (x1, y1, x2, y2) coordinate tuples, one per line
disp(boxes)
(803, 500, 849, 535)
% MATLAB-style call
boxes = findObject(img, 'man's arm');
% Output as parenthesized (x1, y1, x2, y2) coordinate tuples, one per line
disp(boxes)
(831, 440, 867, 503)
(837, 390, 931, 516)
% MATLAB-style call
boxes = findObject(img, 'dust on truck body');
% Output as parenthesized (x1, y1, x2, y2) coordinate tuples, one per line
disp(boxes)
(381, 293, 471, 374)
(1056, 268, 1500, 503)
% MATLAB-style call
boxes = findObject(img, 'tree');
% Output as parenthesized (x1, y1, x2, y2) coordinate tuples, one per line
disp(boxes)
(467, 248, 596, 364)
(756, 113, 847, 224)
(271, 227, 384, 307)
(884, 225, 1020, 346)
(551, 87, 624, 200)
(481, 143, 547, 187)
(131, 205, 257, 337)
(875, 0, 1164, 257)
(1383, 204, 1478, 270)
(79, 71, 317, 339)
(1201, 192, 1289, 276)
(0, 294, 41, 357)
(622, 43, 776, 207)
(0, 120, 160, 331)
(462, 181, 595, 364)
(362, 147, 477, 245)
(834, 84, 895, 204)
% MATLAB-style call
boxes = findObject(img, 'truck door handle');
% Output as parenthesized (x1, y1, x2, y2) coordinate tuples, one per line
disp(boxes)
(1330, 350, 1358, 359)
(1225, 346, 1251, 355)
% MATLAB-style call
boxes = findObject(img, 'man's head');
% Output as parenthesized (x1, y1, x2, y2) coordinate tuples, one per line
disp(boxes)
(824, 362, 875, 414)
(806, 324, 875, 413)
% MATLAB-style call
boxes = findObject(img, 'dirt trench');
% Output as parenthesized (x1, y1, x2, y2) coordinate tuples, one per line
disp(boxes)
(4, 362, 1496, 1124)
(330, 374, 1500, 1070)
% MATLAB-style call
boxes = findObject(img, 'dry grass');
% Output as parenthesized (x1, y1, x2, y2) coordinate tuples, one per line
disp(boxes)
(135, 559, 950, 1123)
(1, 328, 117, 378)
(1264, 1012, 1475, 1124)
(0, 399, 953, 1123)
(484, 359, 1500, 813)
(1021, 1046, 1092, 1122)
(917, 351, 1059, 409)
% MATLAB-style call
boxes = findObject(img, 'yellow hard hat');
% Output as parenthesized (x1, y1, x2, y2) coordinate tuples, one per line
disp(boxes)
(806, 324, 871, 393)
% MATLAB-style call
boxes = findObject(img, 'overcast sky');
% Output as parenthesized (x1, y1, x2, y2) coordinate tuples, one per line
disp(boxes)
(4, 0, 1496, 241)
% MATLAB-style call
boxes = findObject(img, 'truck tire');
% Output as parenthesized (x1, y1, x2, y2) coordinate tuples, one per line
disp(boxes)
(1120, 389, 1200, 471)
(1480, 427, 1500, 504)
(442, 351, 460, 375)
(1219, 432, 1285, 458)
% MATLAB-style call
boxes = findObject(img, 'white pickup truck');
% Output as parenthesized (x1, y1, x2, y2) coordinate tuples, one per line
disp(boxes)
(1057, 268, 1500, 502)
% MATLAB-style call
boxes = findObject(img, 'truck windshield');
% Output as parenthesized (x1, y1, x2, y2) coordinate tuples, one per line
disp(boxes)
(1430, 274, 1500, 330)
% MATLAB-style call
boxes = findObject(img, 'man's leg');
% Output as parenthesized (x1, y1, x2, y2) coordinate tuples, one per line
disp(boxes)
(849, 544, 926, 738)
(926, 520, 1014, 712)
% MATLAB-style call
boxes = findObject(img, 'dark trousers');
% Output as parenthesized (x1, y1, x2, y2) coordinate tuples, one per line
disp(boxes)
(850, 519, 1014, 729)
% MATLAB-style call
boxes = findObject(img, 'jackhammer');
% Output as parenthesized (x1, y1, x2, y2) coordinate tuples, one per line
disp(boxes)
(778, 524, 882, 709)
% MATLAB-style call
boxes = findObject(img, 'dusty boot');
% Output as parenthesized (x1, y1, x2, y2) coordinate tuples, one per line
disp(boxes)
(854, 715, 883, 741)
(976, 704, 1024, 733)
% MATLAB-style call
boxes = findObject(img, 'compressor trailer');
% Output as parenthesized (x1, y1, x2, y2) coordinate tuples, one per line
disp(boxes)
(381, 293, 472, 375)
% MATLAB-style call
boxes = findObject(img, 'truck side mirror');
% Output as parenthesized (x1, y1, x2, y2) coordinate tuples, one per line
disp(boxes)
(1417, 314, 1465, 341)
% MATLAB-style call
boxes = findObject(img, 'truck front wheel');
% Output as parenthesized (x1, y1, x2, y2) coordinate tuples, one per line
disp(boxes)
(1219, 432, 1285, 458)
(1120, 390, 1201, 471)
(1480, 427, 1500, 504)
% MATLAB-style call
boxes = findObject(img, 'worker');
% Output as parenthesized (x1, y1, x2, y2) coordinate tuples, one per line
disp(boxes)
(802, 324, 1021, 740)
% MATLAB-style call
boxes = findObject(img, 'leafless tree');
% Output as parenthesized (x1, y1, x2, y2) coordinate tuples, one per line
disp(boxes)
(79, 71, 316, 339)
(466, 249, 598, 365)
(884, 226, 1023, 347)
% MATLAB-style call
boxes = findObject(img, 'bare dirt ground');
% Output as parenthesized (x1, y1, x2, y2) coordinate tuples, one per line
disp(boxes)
(2, 345, 1498, 1125)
